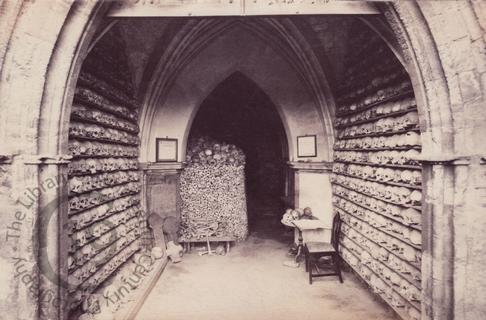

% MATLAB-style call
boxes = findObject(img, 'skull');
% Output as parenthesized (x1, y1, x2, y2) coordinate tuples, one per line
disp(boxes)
(391, 292, 406, 307)
(382, 168, 394, 182)
(85, 159, 97, 174)
(409, 190, 422, 205)
(409, 229, 422, 245)
(400, 170, 414, 184)
(73, 231, 87, 247)
(69, 197, 81, 211)
(406, 308, 420, 320)
(396, 187, 412, 204)
(411, 171, 422, 185)
(403, 131, 420, 146)
(82, 293, 102, 314)
(378, 247, 389, 261)
(371, 275, 386, 293)
(402, 245, 417, 262)
(402, 208, 421, 225)
(390, 271, 401, 286)
(403, 111, 419, 128)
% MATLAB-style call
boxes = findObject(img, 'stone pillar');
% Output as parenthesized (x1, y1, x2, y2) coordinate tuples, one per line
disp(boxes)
(420, 155, 486, 320)
(0, 154, 71, 320)
(140, 162, 184, 249)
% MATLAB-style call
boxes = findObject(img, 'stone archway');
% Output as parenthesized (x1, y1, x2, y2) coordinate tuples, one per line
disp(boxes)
(1, 2, 485, 320)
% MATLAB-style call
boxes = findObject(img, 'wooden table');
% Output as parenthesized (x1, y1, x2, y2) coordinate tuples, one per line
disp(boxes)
(292, 219, 330, 263)
(180, 236, 236, 253)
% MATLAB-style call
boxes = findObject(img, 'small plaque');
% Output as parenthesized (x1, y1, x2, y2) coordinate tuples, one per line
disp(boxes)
(297, 135, 317, 158)
(156, 138, 178, 162)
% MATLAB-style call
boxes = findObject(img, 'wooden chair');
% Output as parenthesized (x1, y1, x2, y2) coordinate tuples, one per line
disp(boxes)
(303, 213, 343, 284)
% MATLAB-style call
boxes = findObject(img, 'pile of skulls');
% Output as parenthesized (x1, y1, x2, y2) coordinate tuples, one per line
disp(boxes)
(71, 104, 138, 133)
(339, 66, 406, 99)
(75, 87, 138, 122)
(180, 137, 248, 240)
(332, 163, 421, 186)
(67, 239, 143, 313)
(69, 123, 139, 145)
(68, 158, 139, 175)
(340, 211, 421, 263)
(280, 207, 314, 227)
(68, 196, 141, 234)
(336, 80, 412, 115)
(334, 131, 421, 150)
(337, 112, 419, 138)
(331, 175, 422, 207)
(334, 197, 422, 244)
(340, 235, 420, 319)
(334, 149, 421, 166)
(68, 140, 138, 158)
(185, 137, 246, 167)
(340, 51, 397, 89)
(68, 182, 141, 213)
(335, 96, 416, 127)
(75, 247, 163, 320)
(78, 72, 139, 110)
(69, 171, 140, 195)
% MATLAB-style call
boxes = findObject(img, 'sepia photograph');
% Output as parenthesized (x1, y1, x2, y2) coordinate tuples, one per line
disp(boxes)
(0, 0, 485, 319)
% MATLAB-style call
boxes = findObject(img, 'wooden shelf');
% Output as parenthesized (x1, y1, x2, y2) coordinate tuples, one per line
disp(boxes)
(68, 244, 140, 308)
(68, 176, 140, 198)
(336, 203, 422, 250)
(334, 193, 421, 232)
(333, 160, 421, 171)
(340, 228, 421, 286)
(331, 181, 422, 210)
(69, 134, 139, 147)
(70, 153, 139, 160)
(340, 243, 421, 313)
(68, 199, 141, 230)
(340, 252, 418, 320)
(78, 72, 139, 110)
(338, 127, 420, 140)
(332, 172, 421, 190)
(336, 90, 414, 118)
(68, 165, 139, 177)
(334, 145, 421, 152)
(68, 189, 140, 216)
(69, 221, 140, 267)
(337, 70, 409, 100)
(71, 115, 138, 134)
(74, 90, 138, 123)
(335, 107, 418, 129)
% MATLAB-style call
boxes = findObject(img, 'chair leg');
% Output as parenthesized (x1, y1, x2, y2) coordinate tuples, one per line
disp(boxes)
(304, 251, 309, 273)
(309, 259, 313, 285)
(334, 253, 343, 283)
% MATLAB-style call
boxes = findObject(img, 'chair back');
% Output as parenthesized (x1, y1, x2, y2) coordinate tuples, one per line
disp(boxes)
(330, 212, 342, 251)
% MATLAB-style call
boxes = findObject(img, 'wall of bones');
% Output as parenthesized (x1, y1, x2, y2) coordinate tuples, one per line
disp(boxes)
(331, 25, 422, 320)
(66, 30, 147, 315)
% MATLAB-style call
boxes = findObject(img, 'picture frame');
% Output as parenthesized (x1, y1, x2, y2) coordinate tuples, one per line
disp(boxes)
(156, 138, 178, 162)
(297, 135, 317, 158)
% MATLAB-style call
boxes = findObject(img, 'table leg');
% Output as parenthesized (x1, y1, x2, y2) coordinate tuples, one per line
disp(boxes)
(295, 229, 304, 263)
(226, 241, 230, 253)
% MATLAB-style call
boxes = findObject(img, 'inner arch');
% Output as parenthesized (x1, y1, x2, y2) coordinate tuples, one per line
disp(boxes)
(188, 71, 289, 232)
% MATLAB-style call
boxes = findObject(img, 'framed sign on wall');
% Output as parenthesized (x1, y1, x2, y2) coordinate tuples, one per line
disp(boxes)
(297, 135, 317, 158)
(156, 138, 178, 162)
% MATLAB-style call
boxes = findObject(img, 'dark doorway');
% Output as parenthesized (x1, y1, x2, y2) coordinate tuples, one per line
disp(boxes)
(188, 72, 288, 234)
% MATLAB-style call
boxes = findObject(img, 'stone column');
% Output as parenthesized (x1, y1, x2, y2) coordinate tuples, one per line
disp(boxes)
(420, 155, 486, 320)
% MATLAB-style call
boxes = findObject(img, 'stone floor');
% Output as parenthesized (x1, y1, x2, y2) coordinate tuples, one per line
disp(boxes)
(137, 220, 399, 320)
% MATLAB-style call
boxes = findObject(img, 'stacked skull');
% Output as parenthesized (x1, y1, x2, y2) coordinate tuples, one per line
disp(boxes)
(180, 137, 248, 240)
